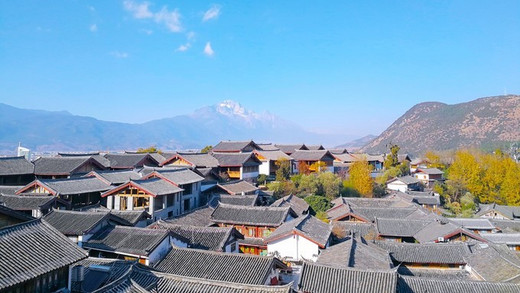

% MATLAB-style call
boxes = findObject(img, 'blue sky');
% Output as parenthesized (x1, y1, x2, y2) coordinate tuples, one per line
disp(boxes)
(1, 1, 519, 138)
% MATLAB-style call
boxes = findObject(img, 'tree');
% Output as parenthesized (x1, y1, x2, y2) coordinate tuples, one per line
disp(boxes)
(346, 159, 374, 197)
(425, 151, 446, 170)
(384, 143, 400, 169)
(298, 174, 319, 195)
(137, 146, 161, 153)
(275, 158, 291, 181)
(200, 145, 213, 153)
(257, 174, 268, 185)
(304, 195, 332, 214)
(298, 161, 311, 175)
(317, 172, 341, 200)
(310, 161, 328, 173)
(447, 150, 482, 201)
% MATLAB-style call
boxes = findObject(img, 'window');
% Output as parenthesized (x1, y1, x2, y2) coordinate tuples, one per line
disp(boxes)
(230, 242, 237, 252)
(181, 184, 193, 194)
(167, 194, 174, 207)
(248, 228, 254, 237)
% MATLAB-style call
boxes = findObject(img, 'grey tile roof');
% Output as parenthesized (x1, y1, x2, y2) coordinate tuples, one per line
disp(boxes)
(376, 218, 432, 237)
(0, 185, 24, 194)
(413, 220, 485, 243)
(92, 262, 293, 293)
(328, 148, 349, 154)
(274, 144, 308, 154)
(213, 140, 260, 152)
(104, 153, 159, 169)
(147, 168, 204, 185)
(480, 233, 520, 245)
(265, 214, 331, 247)
(0, 219, 87, 290)
(289, 150, 335, 161)
(477, 203, 520, 220)
(376, 242, 471, 265)
(256, 143, 280, 151)
(415, 167, 444, 175)
(449, 218, 495, 230)
(109, 210, 150, 226)
(464, 243, 520, 283)
(327, 204, 418, 223)
(149, 221, 243, 251)
(32, 177, 112, 195)
(212, 152, 262, 167)
(397, 275, 520, 293)
(397, 266, 471, 280)
(239, 237, 266, 247)
(152, 272, 293, 293)
(83, 226, 170, 256)
(165, 205, 215, 227)
(387, 175, 420, 185)
(0, 194, 58, 210)
(217, 180, 258, 195)
(0, 156, 34, 176)
(163, 152, 219, 167)
(43, 209, 110, 235)
(332, 221, 376, 238)
(271, 194, 309, 215)
(58, 153, 112, 168)
(254, 150, 292, 161)
(0, 204, 35, 223)
(154, 247, 287, 285)
(334, 197, 413, 208)
(33, 156, 104, 175)
(211, 203, 295, 227)
(306, 145, 325, 150)
(209, 194, 259, 208)
(298, 262, 397, 293)
(103, 178, 183, 197)
(70, 257, 137, 292)
(86, 170, 142, 184)
(316, 237, 393, 270)
(491, 219, 520, 232)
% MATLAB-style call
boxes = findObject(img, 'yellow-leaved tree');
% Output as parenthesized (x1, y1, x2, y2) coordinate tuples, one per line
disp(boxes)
(447, 150, 482, 201)
(346, 158, 373, 197)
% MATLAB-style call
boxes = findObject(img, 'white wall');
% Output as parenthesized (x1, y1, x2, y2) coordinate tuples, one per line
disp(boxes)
(387, 182, 408, 192)
(267, 234, 320, 261)
(148, 237, 173, 267)
(259, 161, 270, 176)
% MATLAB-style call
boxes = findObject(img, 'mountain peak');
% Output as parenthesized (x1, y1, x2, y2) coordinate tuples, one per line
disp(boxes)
(215, 100, 252, 118)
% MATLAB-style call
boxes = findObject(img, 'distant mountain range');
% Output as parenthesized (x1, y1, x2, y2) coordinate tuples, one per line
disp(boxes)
(335, 135, 377, 150)
(0, 100, 356, 154)
(361, 95, 520, 155)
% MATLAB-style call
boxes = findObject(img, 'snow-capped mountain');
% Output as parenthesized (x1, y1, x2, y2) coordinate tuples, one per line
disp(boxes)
(0, 100, 348, 153)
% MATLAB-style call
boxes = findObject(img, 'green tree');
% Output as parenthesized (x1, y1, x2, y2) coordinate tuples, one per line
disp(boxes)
(384, 144, 400, 169)
(137, 146, 161, 153)
(200, 145, 213, 153)
(275, 158, 291, 181)
(304, 195, 332, 214)
(317, 172, 342, 200)
(258, 174, 268, 185)
(298, 174, 319, 195)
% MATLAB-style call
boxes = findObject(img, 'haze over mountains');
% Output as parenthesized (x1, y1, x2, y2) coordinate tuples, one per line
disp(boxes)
(2, 95, 519, 155)
(0, 100, 354, 154)
(362, 95, 520, 155)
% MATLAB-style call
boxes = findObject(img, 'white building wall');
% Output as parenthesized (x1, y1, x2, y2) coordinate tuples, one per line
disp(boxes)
(148, 237, 173, 267)
(268, 235, 298, 261)
(259, 161, 270, 176)
(267, 234, 320, 261)
(387, 182, 408, 192)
